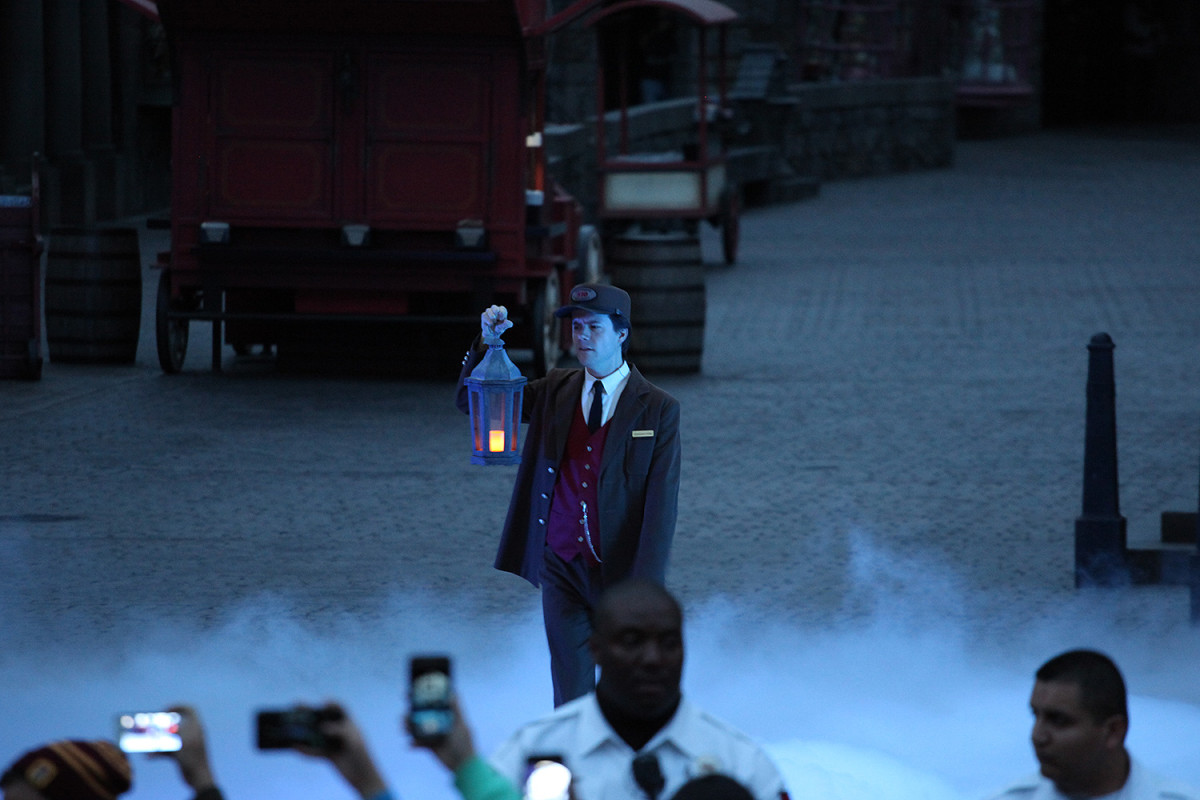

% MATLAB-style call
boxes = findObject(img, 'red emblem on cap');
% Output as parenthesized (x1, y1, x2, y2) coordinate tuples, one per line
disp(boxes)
(570, 287, 597, 302)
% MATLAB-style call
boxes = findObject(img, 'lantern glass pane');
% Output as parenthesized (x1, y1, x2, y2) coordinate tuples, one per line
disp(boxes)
(469, 387, 484, 451)
(487, 392, 509, 452)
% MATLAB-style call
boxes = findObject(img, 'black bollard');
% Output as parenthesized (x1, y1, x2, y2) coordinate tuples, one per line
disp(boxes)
(1191, 554, 1200, 624)
(1074, 333, 1129, 587)
(1193, 450, 1200, 622)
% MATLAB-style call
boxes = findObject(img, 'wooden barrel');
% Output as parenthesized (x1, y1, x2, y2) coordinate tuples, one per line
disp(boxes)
(607, 232, 705, 374)
(45, 227, 142, 364)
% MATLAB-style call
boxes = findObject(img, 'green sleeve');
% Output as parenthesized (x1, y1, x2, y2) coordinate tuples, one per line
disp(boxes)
(453, 755, 522, 800)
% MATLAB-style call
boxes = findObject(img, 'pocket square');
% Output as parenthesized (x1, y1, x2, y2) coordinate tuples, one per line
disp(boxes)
(632, 429, 655, 438)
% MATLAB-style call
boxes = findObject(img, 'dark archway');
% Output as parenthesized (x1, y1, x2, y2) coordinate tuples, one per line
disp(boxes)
(1043, 0, 1200, 125)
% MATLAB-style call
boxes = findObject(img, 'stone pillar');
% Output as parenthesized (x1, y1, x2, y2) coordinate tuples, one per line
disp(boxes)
(112, 8, 144, 215)
(80, 0, 117, 220)
(80, 2, 114, 152)
(42, 1, 83, 159)
(42, 0, 88, 225)
(0, 1, 46, 189)
(1074, 332, 1128, 587)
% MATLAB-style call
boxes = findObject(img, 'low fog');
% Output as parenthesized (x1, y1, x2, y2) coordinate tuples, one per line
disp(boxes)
(3, 533, 1198, 800)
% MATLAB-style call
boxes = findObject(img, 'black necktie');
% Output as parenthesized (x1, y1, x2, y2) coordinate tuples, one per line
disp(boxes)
(588, 381, 605, 433)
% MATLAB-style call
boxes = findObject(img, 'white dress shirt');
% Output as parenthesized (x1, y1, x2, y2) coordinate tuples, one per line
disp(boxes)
(581, 361, 631, 429)
(988, 759, 1199, 800)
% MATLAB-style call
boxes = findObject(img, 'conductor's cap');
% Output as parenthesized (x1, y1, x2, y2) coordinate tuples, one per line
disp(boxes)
(554, 283, 631, 320)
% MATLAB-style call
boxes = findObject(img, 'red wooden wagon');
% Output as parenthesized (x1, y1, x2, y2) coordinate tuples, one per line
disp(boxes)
(154, 0, 603, 374)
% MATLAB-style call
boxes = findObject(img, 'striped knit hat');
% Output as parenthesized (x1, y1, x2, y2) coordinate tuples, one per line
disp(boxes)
(1, 739, 132, 800)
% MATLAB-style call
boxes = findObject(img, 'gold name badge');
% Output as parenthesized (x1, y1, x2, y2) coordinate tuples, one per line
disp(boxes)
(632, 430, 655, 438)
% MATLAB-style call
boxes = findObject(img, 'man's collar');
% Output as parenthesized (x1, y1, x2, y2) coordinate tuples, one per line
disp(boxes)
(583, 361, 629, 394)
(575, 694, 622, 755)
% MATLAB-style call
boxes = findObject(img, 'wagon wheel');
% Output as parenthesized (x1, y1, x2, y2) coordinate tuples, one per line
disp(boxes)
(720, 187, 741, 266)
(531, 270, 563, 377)
(574, 225, 604, 286)
(155, 269, 190, 374)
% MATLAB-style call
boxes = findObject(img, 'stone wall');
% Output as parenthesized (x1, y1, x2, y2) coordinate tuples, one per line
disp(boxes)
(785, 78, 956, 181)
(0, 2, 171, 226)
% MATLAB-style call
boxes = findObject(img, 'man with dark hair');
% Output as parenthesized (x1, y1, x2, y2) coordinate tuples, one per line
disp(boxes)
(1035, 650, 1128, 726)
(458, 284, 682, 707)
(991, 649, 1197, 800)
(489, 580, 786, 800)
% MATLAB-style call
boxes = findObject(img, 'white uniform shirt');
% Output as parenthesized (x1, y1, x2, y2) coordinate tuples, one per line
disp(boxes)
(490, 694, 787, 800)
(988, 759, 1199, 800)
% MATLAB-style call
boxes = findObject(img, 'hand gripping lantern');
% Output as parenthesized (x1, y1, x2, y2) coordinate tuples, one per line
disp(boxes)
(465, 332, 527, 465)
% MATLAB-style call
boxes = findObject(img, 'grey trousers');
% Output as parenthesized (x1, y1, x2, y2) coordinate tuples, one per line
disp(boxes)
(541, 545, 604, 706)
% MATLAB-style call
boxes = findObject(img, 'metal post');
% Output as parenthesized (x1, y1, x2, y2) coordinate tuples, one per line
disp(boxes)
(1074, 332, 1128, 586)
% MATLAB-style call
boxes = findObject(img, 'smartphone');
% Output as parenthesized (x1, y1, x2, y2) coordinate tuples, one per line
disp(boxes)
(407, 654, 454, 745)
(255, 706, 344, 752)
(116, 711, 183, 753)
(524, 755, 571, 800)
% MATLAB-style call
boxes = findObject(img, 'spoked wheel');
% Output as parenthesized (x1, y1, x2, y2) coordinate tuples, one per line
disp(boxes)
(574, 225, 604, 285)
(156, 269, 190, 374)
(720, 187, 741, 266)
(531, 269, 563, 377)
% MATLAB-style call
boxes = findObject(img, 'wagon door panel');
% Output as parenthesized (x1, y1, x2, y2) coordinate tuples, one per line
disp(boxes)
(208, 52, 338, 223)
(366, 52, 494, 227)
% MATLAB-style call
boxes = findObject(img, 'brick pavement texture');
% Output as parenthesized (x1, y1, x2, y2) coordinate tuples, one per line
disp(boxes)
(2, 126, 1199, 666)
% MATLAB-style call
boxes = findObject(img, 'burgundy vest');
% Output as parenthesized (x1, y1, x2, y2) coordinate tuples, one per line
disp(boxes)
(546, 404, 610, 564)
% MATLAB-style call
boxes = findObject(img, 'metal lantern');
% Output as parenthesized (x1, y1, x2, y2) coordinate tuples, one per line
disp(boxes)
(465, 333, 527, 466)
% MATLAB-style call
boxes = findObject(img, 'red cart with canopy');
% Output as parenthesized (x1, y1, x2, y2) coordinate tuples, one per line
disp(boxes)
(589, 0, 741, 264)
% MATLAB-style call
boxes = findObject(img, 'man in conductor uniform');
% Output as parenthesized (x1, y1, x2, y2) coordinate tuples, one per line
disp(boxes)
(457, 283, 681, 707)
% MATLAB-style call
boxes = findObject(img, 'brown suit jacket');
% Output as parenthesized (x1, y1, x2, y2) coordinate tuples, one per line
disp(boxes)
(458, 346, 681, 587)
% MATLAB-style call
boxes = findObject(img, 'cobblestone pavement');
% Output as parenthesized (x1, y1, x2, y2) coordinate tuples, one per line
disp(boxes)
(3, 125, 1199, 682)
